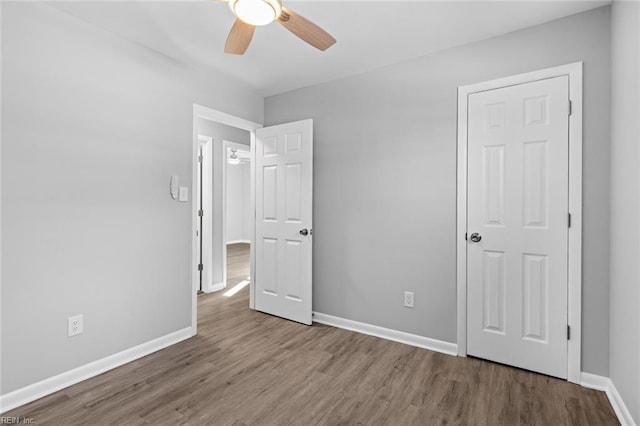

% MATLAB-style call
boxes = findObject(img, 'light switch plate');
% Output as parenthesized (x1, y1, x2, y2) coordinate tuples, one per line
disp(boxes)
(179, 186, 189, 202)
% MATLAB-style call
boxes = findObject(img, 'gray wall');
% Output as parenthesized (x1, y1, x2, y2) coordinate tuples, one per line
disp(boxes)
(198, 120, 251, 147)
(1, 3, 262, 394)
(609, 0, 640, 422)
(226, 161, 251, 243)
(265, 7, 611, 375)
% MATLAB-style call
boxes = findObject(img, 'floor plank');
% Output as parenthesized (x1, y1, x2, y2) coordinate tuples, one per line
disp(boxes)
(6, 243, 619, 425)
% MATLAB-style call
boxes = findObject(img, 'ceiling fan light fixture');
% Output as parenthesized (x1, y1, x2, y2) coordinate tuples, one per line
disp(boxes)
(228, 149, 241, 165)
(229, 0, 281, 26)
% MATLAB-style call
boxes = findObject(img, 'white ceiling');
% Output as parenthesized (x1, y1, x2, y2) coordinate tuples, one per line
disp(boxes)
(51, 1, 609, 97)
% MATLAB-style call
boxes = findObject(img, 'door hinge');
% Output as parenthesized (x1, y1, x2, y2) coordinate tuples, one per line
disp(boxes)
(567, 325, 571, 340)
(198, 263, 203, 271)
(198, 155, 203, 163)
(198, 209, 204, 217)
(568, 100, 572, 116)
(568, 213, 572, 228)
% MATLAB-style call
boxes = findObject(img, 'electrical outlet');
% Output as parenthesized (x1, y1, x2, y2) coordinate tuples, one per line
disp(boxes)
(68, 315, 83, 337)
(404, 291, 415, 308)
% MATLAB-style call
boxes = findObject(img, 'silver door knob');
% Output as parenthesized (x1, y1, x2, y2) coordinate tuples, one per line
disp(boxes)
(469, 233, 482, 243)
(299, 228, 309, 236)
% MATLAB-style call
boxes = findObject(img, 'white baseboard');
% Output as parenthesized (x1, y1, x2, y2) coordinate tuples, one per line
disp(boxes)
(581, 372, 636, 426)
(580, 372, 610, 391)
(0, 327, 192, 414)
(203, 281, 225, 293)
(226, 240, 250, 245)
(312, 312, 458, 356)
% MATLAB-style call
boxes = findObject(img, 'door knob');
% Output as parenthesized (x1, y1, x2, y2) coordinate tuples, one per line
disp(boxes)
(299, 228, 309, 236)
(469, 233, 482, 243)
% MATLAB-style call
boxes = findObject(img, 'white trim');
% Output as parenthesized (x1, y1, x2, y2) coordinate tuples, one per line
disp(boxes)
(0, 2, 4, 402)
(218, 138, 228, 296)
(197, 135, 214, 294)
(580, 372, 611, 391)
(0, 327, 192, 414)
(456, 78, 469, 358)
(313, 312, 458, 356)
(580, 373, 636, 426)
(203, 281, 226, 294)
(193, 104, 262, 132)
(227, 240, 251, 245)
(456, 62, 583, 383)
(566, 63, 583, 384)
(192, 104, 262, 335)
(249, 131, 256, 310)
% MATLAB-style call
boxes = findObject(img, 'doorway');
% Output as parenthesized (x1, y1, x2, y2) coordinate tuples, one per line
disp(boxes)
(195, 123, 251, 295)
(191, 105, 315, 334)
(191, 104, 262, 335)
(456, 63, 583, 383)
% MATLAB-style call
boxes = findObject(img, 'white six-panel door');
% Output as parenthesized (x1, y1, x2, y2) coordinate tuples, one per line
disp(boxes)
(466, 76, 570, 378)
(255, 120, 313, 325)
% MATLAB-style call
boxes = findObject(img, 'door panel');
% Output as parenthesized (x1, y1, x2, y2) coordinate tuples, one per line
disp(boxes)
(522, 253, 548, 342)
(285, 163, 302, 221)
(263, 166, 278, 220)
(484, 145, 505, 226)
(262, 238, 278, 295)
(482, 250, 506, 334)
(255, 120, 313, 325)
(523, 141, 548, 227)
(284, 239, 303, 301)
(467, 76, 569, 379)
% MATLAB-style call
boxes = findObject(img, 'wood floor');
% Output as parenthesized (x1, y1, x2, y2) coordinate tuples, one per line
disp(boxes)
(226, 243, 251, 288)
(7, 243, 618, 425)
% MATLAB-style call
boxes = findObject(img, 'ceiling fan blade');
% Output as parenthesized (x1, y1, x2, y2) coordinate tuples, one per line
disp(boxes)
(225, 18, 255, 55)
(277, 7, 336, 52)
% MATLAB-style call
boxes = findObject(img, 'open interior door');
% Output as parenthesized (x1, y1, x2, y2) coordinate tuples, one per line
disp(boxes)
(255, 119, 313, 325)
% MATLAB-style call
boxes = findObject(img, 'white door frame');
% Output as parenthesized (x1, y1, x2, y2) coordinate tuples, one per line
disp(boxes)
(456, 62, 583, 383)
(198, 135, 215, 292)
(191, 104, 262, 336)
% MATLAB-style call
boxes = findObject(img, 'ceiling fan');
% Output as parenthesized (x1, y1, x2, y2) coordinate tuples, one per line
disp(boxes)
(227, 147, 250, 164)
(220, 0, 336, 55)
